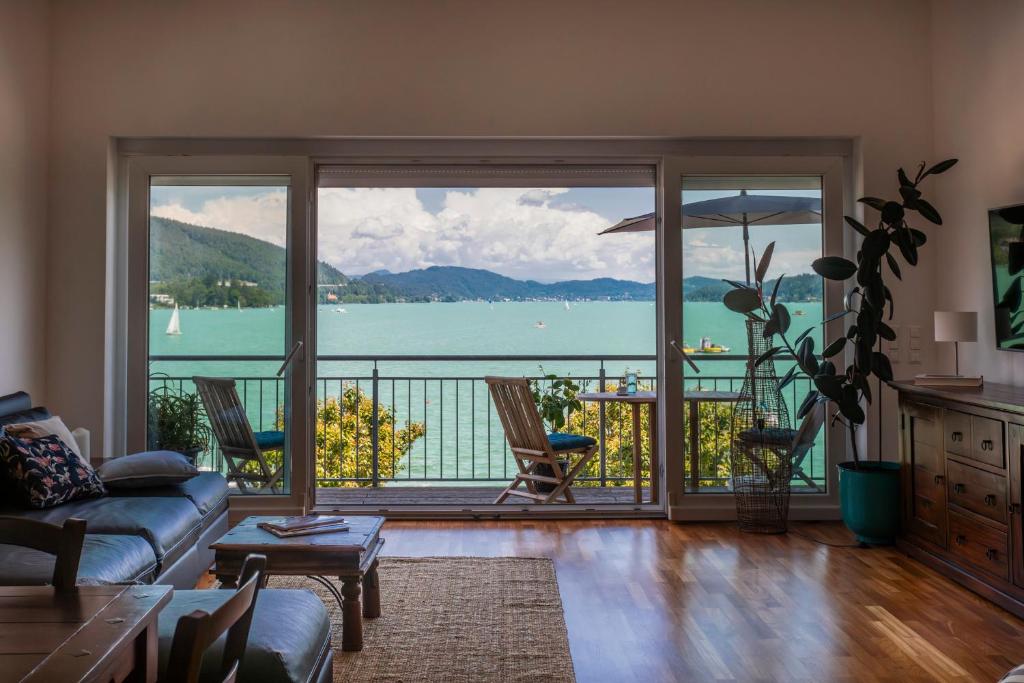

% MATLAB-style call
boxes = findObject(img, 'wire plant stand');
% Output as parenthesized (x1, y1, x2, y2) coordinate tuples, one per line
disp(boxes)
(730, 319, 795, 533)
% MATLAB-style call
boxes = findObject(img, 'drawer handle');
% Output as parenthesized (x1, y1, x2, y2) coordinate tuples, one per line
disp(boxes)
(954, 534, 966, 546)
(934, 474, 945, 485)
(985, 494, 997, 506)
(953, 483, 966, 494)
(981, 439, 994, 451)
(987, 548, 999, 561)
(952, 431, 963, 442)
(1010, 503, 1022, 515)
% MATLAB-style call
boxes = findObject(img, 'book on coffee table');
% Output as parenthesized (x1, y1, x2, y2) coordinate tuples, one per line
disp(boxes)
(257, 515, 347, 535)
(258, 521, 350, 538)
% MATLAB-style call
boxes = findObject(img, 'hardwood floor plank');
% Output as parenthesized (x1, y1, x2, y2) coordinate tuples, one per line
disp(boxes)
(373, 519, 1024, 682)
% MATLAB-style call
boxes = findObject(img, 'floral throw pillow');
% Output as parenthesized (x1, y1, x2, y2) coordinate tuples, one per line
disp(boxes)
(0, 433, 106, 509)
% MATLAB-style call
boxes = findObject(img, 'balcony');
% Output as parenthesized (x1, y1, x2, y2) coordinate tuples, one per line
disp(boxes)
(149, 354, 825, 506)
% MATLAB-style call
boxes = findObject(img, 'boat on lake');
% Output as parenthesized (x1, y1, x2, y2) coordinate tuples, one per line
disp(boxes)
(534, 321, 546, 329)
(166, 304, 182, 335)
(699, 336, 730, 353)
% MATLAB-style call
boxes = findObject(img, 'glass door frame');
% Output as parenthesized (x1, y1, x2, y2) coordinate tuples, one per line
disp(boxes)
(123, 155, 313, 515)
(662, 155, 849, 520)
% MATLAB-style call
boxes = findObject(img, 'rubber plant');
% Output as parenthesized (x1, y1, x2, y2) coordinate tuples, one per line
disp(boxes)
(722, 159, 958, 462)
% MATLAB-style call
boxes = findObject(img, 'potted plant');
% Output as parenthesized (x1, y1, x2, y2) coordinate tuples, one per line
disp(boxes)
(724, 158, 958, 544)
(147, 378, 213, 464)
(530, 368, 583, 493)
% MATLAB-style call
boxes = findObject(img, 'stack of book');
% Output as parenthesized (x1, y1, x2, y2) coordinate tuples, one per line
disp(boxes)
(913, 374, 984, 388)
(257, 515, 349, 538)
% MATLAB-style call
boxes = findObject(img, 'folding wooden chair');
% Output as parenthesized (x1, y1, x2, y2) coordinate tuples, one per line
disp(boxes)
(193, 377, 284, 494)
(790, 401, 826, 491)
(486, 376, 597, 504)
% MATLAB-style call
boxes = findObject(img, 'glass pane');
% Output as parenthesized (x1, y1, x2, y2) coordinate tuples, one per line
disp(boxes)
(315, 181, 657, 506)
(147, 179, 291, 494)
(681, 176, 826, 494)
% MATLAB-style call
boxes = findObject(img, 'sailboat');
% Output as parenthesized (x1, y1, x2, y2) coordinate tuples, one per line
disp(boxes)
(166, 304, 182, 335)
(237, 300, 242, 312)
(564, 301, 571, 311)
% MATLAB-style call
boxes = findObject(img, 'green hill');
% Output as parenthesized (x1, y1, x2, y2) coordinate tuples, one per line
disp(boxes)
(149, 217, 403, 306)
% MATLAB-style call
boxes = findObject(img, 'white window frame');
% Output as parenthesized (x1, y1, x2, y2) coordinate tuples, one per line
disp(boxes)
(121, 155, 313, 516)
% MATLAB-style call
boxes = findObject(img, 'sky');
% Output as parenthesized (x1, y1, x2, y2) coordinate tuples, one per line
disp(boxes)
(150, 184, 822, 283)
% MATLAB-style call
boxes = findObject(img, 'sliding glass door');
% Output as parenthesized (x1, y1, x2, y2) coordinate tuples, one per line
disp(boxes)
(126, 157, 311, 510)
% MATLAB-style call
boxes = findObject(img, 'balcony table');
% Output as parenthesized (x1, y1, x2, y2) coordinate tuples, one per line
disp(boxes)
(578, 389, 742, 502)
(0, 584, 171, 682)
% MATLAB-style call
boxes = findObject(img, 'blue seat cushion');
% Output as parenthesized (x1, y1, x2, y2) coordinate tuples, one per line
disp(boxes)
(0, 534, 157, 586)
(158, 588, 331, 683)
(547, 432, 597, 451)
(253, 430, 285, 450)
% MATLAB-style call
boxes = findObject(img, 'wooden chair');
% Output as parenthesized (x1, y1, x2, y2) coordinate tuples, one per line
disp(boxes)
(790, 401, 826, 491)
(193, 376, 284, 493)
(164, 554, 267, 683)
(486, 376, 598, 504)
(0, 517, 86, 591)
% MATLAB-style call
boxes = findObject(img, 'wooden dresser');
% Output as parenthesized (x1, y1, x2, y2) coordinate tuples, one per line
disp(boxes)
(894, 380, 1024, 617)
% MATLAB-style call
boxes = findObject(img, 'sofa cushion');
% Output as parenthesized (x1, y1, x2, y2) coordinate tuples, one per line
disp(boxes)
(108, 472, 228, 527)
(0, 433, 106, 509)
(4, 415, 83, 458)
(0, 392, 49, 426)
(0, 533, 157, 586)
(158, 588, 332, 683)
(1, 496, 202, 569)
(97, 451, 198, 489)
(253, 430, 285, 450)
(547, 432, 597, 451)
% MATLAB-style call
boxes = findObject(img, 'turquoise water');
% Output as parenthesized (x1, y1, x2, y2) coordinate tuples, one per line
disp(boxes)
(149, 301, 825, 487)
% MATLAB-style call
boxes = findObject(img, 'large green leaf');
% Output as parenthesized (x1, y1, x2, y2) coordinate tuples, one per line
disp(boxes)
(862, 230, 891, 261)
(773, 303, 791, 335)
(812, 256, 857, 281)
(915, 198, 942, 225)
(881, 201, 905, 225)
(755, 346, 782, 368)
(844, 216, 871, 237)
(822, 337, 846, 358)
(755, 242, 775, 285)
(885, 252, 902, 280)
(872, 351, 894, 382)
(723, 288, 761, 314)
(859, 197, 887, 211)
(839, 385, 866, 424)
(797, 390, 821, 419)
(921, 158, 958, 177)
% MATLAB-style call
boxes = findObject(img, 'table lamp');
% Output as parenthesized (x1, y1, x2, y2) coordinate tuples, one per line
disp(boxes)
(934, 311, 978, 376)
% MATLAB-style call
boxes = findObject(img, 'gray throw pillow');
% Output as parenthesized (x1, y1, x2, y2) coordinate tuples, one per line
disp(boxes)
(97, 451, 198, 489)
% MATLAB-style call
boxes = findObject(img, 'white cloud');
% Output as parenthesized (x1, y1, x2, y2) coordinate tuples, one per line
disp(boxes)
(151, 190, 289, 247)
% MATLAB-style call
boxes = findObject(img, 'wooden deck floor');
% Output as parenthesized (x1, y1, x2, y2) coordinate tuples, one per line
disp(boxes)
(378, 520, 1024, 682)
(316, 485, 650, 506)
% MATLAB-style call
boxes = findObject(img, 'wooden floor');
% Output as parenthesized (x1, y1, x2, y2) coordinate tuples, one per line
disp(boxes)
(376, 520, 1024, 682)
(316, 485, 650, 506)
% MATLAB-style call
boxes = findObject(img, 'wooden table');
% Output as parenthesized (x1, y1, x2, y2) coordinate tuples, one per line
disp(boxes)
(0, 584, 171, 682)
(578, 390, 743, 501)
(211, 515, 385, 652)
(578, 391, 658, 504)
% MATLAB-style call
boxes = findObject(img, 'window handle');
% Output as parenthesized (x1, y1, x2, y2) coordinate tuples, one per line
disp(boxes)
(277, 341, 304, 377)
(669, 340, 700, 374)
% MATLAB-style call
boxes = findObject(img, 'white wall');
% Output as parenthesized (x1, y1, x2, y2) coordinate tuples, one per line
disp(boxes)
(931, 0, 1024, 380)
(0, 0, 49, 402)
(44, 0, 939, 457)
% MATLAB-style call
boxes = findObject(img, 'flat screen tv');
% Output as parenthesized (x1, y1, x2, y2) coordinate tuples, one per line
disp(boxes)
(989, 204, 1024, 350)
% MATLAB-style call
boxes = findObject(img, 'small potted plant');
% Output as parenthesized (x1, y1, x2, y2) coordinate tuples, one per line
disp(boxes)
(147, 377, 213, 464)
(530, 368, 583, 492)
(724, 158, 958, 544)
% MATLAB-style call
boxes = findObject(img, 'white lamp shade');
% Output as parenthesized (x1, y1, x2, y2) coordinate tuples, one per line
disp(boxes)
(934, 311, 978, 342)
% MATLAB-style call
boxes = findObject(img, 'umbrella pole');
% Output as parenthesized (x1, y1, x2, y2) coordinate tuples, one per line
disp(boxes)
(743, 214, 750, 284)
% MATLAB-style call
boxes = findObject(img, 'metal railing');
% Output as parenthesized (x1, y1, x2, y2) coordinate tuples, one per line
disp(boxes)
(147, 354, 825, 492)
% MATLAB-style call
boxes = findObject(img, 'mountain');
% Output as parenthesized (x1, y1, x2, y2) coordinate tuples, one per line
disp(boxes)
(149, 218, 821, 305)
(149, 217, 403, 305)
(362, 266, 656, 301)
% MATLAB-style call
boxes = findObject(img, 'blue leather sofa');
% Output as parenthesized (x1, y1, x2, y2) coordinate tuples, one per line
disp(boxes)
(0, 391, 229, 589)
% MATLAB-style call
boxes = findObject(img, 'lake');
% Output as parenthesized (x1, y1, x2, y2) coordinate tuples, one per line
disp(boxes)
(149, 301, 825, 487)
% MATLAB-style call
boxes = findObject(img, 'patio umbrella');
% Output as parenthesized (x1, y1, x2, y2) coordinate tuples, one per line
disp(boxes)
(600, 190, 822, 283)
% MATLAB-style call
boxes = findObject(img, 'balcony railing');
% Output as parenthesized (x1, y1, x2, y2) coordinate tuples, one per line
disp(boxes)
(148, 354, 825, 495)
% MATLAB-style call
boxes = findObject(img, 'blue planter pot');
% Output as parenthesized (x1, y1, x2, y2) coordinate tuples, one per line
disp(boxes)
(838, 461, 901, 545)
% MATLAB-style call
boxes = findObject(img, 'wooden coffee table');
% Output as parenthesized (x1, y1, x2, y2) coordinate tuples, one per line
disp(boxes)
(211, 515, 385, 651)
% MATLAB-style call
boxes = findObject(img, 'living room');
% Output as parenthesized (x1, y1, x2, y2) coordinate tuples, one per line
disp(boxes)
(2, 1, 1024, 681)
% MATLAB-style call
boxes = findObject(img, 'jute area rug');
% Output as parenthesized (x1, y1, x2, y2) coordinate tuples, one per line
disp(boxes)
(269, 557, 576, 683)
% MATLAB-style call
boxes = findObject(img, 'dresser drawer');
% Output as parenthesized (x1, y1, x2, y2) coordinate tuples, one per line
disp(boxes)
(944, 410, 972, 457)
(971, 415, 1005, 468)
(947, 459, 1008, 524)
(949, 510, 1009, 581)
